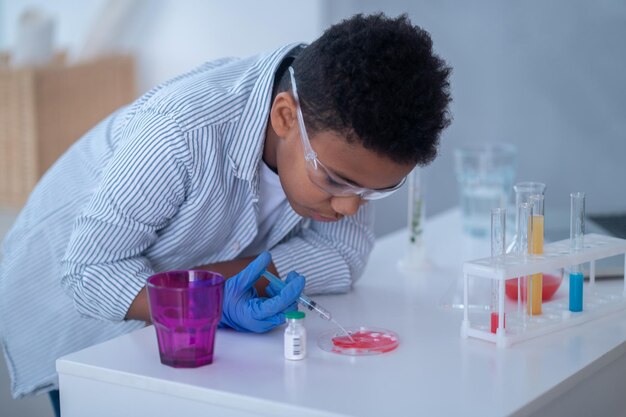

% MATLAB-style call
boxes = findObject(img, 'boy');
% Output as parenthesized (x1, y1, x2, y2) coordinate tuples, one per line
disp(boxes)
(0, 11, 451, 411)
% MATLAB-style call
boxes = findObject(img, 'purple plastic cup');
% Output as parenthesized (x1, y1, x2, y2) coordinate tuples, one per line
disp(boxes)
(147, 270, 224, 368)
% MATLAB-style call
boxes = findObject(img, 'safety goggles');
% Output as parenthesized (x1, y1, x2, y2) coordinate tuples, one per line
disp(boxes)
(288, 67, 405, 200)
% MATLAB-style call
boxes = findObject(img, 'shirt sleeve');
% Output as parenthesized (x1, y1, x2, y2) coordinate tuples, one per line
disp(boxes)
(61, 110, 192, 321)
(270, 204, 375, 295)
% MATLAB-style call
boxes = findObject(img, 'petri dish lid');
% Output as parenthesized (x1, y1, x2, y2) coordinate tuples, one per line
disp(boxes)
(317, 326, 399, 356)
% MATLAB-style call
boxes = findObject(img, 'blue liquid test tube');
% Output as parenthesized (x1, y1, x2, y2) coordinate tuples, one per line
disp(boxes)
(262, 271, 333, 320)
(569, 192, 585, 312)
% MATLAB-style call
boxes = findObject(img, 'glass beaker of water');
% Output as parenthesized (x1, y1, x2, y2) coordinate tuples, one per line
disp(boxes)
(454, 144, 517, 238)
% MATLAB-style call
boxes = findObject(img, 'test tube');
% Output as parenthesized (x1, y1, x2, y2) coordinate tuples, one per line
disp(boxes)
(508, 182, 546, 254)
(490, 208, 506, 334)
(528, 194, 544, 316)
(405, 167, 427, 268)
(407, 168, 424, 247)
(569, 192, 585, 312)
(517, 202, 532, 321)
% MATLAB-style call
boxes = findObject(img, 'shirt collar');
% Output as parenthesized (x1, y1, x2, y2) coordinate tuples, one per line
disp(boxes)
(228, 42, 305, 182)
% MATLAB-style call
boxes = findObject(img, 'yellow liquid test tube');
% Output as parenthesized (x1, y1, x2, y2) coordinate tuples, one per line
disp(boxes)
(527, 195, 545, 315)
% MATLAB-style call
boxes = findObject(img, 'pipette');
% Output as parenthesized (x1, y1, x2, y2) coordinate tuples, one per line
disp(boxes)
(262, 271, 353, 339)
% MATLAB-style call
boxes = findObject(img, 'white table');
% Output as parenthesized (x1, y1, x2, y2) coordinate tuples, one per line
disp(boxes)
(57, 209, 626, 417)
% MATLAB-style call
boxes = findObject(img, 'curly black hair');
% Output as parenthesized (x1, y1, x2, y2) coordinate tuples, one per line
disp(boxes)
(277, 13, 452, 166)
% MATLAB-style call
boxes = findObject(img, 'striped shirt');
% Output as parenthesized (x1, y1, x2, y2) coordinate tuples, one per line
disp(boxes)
(0, 43, 375, 398)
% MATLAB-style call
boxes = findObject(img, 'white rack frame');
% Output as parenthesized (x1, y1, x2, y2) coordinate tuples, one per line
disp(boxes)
(460, 233, 626, 347)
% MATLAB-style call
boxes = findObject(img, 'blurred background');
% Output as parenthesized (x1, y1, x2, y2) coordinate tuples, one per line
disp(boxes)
(0, 0, 625, 415)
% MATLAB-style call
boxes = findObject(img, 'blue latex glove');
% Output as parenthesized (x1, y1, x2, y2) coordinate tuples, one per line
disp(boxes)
(220, 252, 305, 333)
(265, 271, 302, 298)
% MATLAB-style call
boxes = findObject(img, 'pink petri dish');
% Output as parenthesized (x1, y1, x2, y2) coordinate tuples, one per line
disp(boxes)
(317, 326, 399, 356)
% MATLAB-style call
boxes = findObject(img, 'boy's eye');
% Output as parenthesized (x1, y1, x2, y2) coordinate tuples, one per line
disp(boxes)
(325, 175, 343, 188)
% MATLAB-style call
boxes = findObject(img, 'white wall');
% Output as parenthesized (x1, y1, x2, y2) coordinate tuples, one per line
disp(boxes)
(1, 0, 325, 92)
(3, 0, 624, 234)
(327, 0, 626, 237)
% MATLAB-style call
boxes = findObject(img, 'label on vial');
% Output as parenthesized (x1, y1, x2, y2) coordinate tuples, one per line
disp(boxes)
(284, 333, 306, 360)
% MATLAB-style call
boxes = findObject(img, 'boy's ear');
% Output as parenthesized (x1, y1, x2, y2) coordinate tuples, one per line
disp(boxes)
(269, 92, 297, 138)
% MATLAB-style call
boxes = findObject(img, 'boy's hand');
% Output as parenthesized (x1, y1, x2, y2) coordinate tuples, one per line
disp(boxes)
(220, 252, 305, 332)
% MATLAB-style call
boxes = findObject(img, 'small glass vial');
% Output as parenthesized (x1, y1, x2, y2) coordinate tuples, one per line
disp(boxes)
(284, 311, 306, 360)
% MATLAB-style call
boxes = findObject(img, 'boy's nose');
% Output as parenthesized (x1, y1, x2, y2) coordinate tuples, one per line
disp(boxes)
(330, 195, 365, 217)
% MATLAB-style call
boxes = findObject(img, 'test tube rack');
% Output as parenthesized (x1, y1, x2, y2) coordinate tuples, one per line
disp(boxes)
(460, 233, 626, 347)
